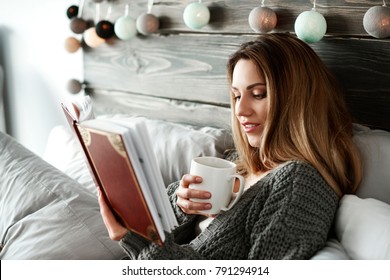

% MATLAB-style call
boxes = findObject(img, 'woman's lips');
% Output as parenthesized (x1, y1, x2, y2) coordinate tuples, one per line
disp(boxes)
(241, 122, 260, 133)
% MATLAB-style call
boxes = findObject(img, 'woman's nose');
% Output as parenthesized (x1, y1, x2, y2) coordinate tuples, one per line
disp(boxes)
(235, 95, 252, 117)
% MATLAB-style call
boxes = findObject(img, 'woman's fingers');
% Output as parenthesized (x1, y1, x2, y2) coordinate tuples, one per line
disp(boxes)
(176, 185, 211, 200)
(177, 196, 212, 212)
(176, 174, 212, 215)
(98, 188, 128, 241)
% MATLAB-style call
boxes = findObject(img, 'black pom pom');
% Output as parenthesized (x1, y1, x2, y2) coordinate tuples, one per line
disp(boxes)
(66, 5, 79, 19)
(95, 20, 115, 39)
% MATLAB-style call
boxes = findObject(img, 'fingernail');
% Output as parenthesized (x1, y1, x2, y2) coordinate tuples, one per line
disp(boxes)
(204, 192, 211, 199)
(205, 203, 212, 209)
(195, 177, 203, 183)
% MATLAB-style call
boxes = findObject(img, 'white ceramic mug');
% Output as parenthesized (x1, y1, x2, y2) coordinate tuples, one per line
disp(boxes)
(189, 156, 245, 215)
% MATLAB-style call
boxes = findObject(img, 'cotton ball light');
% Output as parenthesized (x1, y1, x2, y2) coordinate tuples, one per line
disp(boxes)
(70, 18, 88, 34)
(115, 15, 137, 40)
(183, 2, 210, 30)
(66, 5, 79, 19)
(294, 10, 327, 43)
(136, 13, 159, 35)
(66, 79, 83, 94)
(64, 37, 81, 53)
(84, 27, 105, 48)
(363, 5, 390, 39)
(248, 6, 277, 33)
(96, 20, 115, 39)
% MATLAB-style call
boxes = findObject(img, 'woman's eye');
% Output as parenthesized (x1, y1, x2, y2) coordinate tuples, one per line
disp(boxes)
(234, 95, 241, 101)
(253, 92, 267, 99)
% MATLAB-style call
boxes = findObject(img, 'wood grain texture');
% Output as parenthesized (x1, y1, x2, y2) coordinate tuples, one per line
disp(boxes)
(82, 0, 390, 130)
(86, 88, 232, 129)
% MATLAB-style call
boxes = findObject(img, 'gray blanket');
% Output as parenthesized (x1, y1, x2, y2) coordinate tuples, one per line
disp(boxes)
(0, 131, 125, 259)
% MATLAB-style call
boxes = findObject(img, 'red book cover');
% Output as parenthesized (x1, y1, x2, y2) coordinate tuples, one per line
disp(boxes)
(61, 103, 162, 245)
(78, 126, 161, 245)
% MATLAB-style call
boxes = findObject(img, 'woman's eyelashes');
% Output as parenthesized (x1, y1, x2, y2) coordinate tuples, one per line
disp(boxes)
(232, 89, 267, 102)
(253, 92, 267, 99)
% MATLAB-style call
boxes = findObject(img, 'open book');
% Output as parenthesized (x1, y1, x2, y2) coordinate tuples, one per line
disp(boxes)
(61, 96, 178, 245)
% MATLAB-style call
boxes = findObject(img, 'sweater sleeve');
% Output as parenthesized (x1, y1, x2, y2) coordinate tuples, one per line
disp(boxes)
(118, 181, 203, 259)
(247, 163, 339, 260)
(119, 230, 205, 260)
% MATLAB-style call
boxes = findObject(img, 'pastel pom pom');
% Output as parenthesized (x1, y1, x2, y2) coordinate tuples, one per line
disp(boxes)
(115, 15, 137, 40)
(64, 37, 81, 53)
(294, 10, 327, 43)
(136, 13, 160, 35)
(363, 5, 390, 39)
(248, 6, 277, 33)
(84, 27, 105, 48)
(183, 2, 210, 30)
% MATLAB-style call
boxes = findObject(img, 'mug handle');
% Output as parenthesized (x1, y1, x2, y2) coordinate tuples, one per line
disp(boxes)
(221, 174, 245, 211)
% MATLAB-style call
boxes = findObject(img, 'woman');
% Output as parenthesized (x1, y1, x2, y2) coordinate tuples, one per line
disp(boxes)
(99, 33, 362, 259)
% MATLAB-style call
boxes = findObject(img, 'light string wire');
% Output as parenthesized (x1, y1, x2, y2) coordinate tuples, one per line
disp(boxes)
(77, 0, 85, 17)
(105, 2, 112, 20)
(261, 0, 265, 7)
(95, 2, 100, 23)
(312, 0, 317, 10)
(124, 3, 129, 17)
(383, 0, 387, 7)
(148, 0, 154, 13)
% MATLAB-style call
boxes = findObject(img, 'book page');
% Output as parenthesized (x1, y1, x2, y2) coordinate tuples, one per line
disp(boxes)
(106, 118, 178, 232)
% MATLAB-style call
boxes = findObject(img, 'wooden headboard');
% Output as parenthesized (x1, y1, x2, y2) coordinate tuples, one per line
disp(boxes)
(80, 0, 390, 131)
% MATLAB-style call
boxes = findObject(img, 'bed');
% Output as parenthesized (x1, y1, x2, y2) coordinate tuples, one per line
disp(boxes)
(1, 0, 389, 259)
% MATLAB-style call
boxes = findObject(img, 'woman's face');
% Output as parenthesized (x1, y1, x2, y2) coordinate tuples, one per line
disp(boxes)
(231, 59, 268, 148)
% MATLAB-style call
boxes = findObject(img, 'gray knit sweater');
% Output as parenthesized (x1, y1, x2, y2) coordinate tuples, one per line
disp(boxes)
(119, 160, 339, 259)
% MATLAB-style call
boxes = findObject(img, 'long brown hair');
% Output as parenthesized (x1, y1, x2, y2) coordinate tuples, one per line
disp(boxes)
(227, 33, 362, 196)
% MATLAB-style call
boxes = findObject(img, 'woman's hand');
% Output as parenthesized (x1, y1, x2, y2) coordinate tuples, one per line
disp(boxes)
(98, 188, 128, 241)
(176, 174, 213, 216)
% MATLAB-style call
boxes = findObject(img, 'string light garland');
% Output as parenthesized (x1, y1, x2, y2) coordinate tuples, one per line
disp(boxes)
(294, 0, 327, 43)
(183, 0, 210, 30)
(363, 0, 390, 38)
(248, 1, 277, 33)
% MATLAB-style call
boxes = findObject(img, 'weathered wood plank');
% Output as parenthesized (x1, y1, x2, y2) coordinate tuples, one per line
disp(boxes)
(84, 34, 390, 130)
(87, 88, 232, 129)
(84, 35, 390, 100)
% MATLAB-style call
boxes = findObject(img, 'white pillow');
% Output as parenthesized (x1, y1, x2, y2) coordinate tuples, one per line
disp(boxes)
(353, 125, 390, 204)
(335, 195, 390, 259)
(44, 116, 234, 191)
(310, 238, 351, 260)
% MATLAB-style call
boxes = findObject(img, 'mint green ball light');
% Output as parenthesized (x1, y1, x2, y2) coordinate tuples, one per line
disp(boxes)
(183, 2, 210, 30)
(294, 10, 327, 43)
(115, 15, 137, 40)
